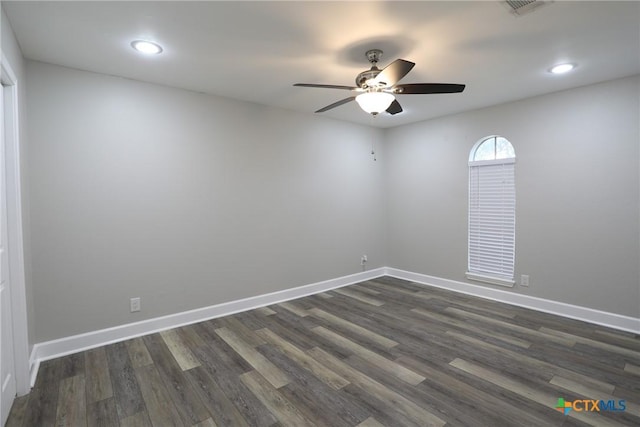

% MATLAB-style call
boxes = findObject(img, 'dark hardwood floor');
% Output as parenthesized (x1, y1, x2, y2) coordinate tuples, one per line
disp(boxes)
(7, 276, 640, 426)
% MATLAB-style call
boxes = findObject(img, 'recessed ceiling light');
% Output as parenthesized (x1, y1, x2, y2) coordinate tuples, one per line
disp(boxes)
(131, 40, 163, 55)
(549, 63, 575, 74)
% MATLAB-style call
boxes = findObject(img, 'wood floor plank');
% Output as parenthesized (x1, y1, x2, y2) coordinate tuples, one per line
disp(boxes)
(59, 352, 86, 380)
(55, 375, 87, 427)
(311, 326, 425, 385)
(87, 398, 119, 427)
(255, 327, 350, 390)
(240, 370, 315, 427)
(193, 419, 218, 427)
(446, 307, 577, 346)
(177, 325, 206, 349)
(624, 363, 640, 376)
(350, 282, 381, 295)
(356, 417, 385, 427)
(191, 344, 278, 427)
(411, 307, 531, 348)
(593, 330, 640, 351)
(22, 359, 62, 427)
(550, 375, 614, 401)
(364, 280, 424, 297)
(333, 288, 384, 306)
(105, 342, 146, 419)
(308, 347, 445, 427)
(450, 357, 552, 401)
(215, 326, 290, 388)
(259, 344, 369, 427)
(540, 327, 640, 360)
(184, 365, 250, 427)
(308, 308, 399, 349)
(119, 411, 152, 427)
(5, 395, 29, 427)
(193, 322, 254, 374)
(421, 292, 518, 319)
(260, 311, 322, 351)
(160, 328, 201, 371)
(339, 383, 424, 427)
(278, 301, 309, 317)
(232, 310, 272, 332)
(272, 306, 320, 331)
(134, 364, 185, 426)
(126, 337, 154, 369)
(142, 334, 210, 425)
(256, 307, 277, 316)
(310, 298, 455, 365)
(85, 347, 114, 403)
(219, 316, 268, 347)
(307, 296, 417, 351)
(364, 286, 438, 311)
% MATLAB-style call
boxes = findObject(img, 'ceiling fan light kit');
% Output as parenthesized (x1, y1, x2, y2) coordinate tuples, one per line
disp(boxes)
(294, 49, 465, 117)
(355, 92, 395, 115)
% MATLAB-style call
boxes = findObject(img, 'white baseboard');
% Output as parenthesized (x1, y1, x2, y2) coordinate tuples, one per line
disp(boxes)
(385, 267, 640, 334)
(29, 267, 385, 387)
(28, 346, 39, 391)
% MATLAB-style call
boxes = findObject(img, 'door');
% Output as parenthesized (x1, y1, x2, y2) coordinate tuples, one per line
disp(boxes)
(0, 83, 16, 426)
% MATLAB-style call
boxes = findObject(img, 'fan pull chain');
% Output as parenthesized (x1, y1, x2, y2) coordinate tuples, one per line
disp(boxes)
(370, 114, 377, 161)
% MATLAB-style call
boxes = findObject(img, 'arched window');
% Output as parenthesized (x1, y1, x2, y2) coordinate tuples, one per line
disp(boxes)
(467, 136, 516, 286)
(469, 135, 515, 162)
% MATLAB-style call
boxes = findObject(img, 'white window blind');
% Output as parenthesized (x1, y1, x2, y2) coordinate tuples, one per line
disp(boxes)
(468, 160, 515, 285)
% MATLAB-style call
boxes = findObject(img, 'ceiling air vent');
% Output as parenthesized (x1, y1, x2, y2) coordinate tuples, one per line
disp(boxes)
(504, 0, 550, 16)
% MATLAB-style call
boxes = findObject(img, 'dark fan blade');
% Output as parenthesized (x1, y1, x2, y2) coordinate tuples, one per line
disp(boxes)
(372, 59, 415, 87)
(395, 83, 466, 94)
(294, 83, 359, 91)
(315, 96, 356, 113)
(386, 99, 403, 115)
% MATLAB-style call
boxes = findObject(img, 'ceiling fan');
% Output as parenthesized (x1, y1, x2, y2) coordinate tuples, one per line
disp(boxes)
(294, 49, 465, 116)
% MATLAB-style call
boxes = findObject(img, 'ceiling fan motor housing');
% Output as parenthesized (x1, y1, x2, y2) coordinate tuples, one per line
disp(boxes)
(356, 49, 386, 89)
(356, 68, 382, 89)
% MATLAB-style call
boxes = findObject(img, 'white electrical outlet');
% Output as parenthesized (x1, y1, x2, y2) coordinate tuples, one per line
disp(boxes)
(521, 275, 530, 287)
(361, 255, 368, 265)
(130, 297, 141, 312)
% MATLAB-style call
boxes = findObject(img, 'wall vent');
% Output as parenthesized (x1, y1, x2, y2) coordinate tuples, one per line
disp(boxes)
(504, 0, 550, 16)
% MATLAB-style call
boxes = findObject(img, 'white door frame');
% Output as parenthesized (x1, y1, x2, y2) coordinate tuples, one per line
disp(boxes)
(1, 53, 30, 396)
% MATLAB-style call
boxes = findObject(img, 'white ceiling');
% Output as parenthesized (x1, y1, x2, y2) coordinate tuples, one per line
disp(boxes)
(4, 1, 639, 128)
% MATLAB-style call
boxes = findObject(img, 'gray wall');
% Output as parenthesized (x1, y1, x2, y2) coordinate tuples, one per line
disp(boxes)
(1, 6, 34, 352)
(26, 61, 386, 342)
(385, 75, 640, 317)
(24, 58, 640, 343)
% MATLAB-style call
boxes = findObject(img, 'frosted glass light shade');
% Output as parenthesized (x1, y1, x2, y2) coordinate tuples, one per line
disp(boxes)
(355, 92, 395, 114)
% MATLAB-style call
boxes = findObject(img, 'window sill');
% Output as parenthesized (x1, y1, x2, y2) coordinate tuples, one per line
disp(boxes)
(466, 272, 515, 288)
